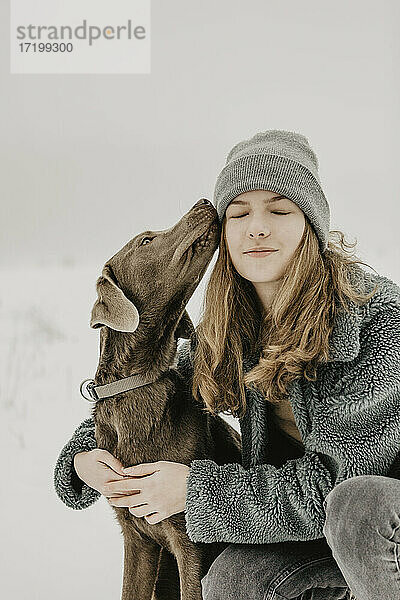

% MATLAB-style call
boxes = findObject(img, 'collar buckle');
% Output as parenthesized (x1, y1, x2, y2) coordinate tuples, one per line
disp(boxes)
(80, 378, 99, 402)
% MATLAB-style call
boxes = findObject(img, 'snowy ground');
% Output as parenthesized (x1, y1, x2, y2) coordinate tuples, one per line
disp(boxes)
(1, 264, 239, 599)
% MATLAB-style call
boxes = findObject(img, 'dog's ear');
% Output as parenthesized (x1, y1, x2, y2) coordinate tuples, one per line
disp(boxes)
(174, 309, 195, 340)
(90, 265, 140, 332)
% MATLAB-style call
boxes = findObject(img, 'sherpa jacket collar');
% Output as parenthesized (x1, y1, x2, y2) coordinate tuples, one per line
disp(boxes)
(324, 263, 400, 363)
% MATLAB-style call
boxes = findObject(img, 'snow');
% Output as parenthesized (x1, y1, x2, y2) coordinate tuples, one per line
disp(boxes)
(1, 264, 239, 598)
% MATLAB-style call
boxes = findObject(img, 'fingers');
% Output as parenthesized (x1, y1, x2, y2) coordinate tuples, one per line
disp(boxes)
(96, 450, 126, 476)
(129, 504, 151, 518)
(104, 479, 142, 495)
(122, 462, 160, 476)
(107, 494, 144, 509)
(104, 491, 133, 498)
(107, 497, 163, 524)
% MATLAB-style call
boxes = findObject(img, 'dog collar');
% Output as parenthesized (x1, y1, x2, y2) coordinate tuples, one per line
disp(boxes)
(80, 372, 160, 403)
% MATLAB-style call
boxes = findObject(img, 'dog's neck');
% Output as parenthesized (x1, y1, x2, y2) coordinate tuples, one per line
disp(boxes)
(93, 326, 177, 386)
(91, 326, 182, 450)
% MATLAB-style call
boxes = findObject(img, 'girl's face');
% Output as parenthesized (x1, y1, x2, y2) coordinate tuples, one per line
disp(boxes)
(224, 189, 305, 309)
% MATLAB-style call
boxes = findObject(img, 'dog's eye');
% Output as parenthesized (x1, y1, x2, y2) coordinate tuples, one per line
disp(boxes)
(140, 236, 154, 246)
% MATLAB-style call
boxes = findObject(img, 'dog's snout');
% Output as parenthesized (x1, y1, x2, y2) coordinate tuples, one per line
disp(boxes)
(195, 198, 212, 207)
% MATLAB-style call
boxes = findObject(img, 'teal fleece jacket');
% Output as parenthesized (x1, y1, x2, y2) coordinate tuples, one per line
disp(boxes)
(53, 263, 400, 545)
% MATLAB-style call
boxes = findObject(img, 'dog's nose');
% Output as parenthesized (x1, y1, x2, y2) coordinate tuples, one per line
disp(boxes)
(195, 198, 212, 206)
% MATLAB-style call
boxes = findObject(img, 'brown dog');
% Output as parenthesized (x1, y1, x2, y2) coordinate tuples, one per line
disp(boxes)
(88, 198, 242, 600)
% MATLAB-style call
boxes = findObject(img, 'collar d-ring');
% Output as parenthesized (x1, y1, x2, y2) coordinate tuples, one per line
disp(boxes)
(80, 378, 98, 402)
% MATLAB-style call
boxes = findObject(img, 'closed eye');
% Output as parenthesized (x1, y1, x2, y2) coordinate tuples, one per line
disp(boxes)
(139, 236, 155, 246)
(230, 211, 290, 218)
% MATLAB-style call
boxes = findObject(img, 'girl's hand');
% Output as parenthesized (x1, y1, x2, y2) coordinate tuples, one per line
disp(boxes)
(73, 449, 133, 496)
(106, 460, 190, 524)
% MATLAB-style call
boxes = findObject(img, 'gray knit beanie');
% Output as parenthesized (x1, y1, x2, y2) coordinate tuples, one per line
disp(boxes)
(213, 129, 330, 253)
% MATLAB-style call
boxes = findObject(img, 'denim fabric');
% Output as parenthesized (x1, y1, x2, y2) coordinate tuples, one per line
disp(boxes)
(201, 537, 350, 599)
(323, 474, 400, 600)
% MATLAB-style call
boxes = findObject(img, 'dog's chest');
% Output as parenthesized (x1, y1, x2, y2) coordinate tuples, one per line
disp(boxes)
(91, 389, 208, 469)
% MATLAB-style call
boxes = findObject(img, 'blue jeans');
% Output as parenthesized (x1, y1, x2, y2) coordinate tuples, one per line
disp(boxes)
(201, 475, 400, 600)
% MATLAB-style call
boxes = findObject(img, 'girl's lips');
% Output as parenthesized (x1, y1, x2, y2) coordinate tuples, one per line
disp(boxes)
(245, 250, 278, 256)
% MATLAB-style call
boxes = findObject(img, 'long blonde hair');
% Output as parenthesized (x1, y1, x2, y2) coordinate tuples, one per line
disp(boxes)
(191, 215, 378, 419)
